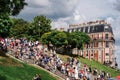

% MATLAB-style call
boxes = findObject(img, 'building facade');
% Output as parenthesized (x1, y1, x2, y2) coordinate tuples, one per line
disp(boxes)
(67, 20, 115, 64)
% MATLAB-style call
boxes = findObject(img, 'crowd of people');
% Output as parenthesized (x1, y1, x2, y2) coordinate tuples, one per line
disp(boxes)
(0, 38, 7, 53)
(1, 37, 113, 80)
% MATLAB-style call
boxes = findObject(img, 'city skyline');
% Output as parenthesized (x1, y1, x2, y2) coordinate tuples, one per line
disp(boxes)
(16, 0, 120, 68)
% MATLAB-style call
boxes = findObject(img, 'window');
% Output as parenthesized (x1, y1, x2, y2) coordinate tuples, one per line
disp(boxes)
(105, 33, 108, 39)
(95, 26, 97, 32)
(91, 54, 93, 56)
(88, 27, 90, 33)
(86, 44, 89, 48)
(91, 43, 93, 48)
(91, 50, 93, 56)
(83, 27, 85, 32)
(106, 42, 109, 47)
(85, 27, 88, 33)
(79, 28, 81, 31)
(92, 35, 93, 38)
(81, 27, 83, 32)
(86, 53, 88, 56)
(96, 42, 98, 47)
(94, 42, 98, 47)
(76, 28, 79, 31)
(74, 29, 76, 32)
(72, 29, 74, 32)
(106, 53, 109, 56)
(92, 26, 95, 32)
(86, 51, 88, 56)
(69, 29, 72, 33)
(104, 26, 109, 31)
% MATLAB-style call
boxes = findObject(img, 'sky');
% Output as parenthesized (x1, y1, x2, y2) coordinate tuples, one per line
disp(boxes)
(16, 0, 120, 68)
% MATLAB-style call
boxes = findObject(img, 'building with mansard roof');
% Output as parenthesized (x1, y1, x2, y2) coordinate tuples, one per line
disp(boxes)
(67, 20, 115, 64)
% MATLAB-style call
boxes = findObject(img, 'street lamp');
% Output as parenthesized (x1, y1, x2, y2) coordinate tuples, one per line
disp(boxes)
(38, 21, 41, 37)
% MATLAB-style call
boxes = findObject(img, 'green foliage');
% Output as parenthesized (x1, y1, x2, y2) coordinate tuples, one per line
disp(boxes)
(51, 31, 68, 47)
(10, 18, 30, 38)
(41, 32, 51, 44)
(41, 30, 90, 51)
(0, 0, 27, 16)
(0, 0, 27, 38)
(41, 30, 68, 47)
(9, 16, 51, 41)
(30, 15, 51, 40)
(68, 31, 90, 49)
(0, 15, 13, 37)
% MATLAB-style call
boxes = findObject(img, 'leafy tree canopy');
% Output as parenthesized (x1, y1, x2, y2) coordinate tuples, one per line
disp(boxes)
(0, 0, 27, 16)
(0, 15, 13, 37)
(51, 31, 68, 47)
(31, 15, 51, 40)
(0, 0, 27, 38)
(41, 32, 52, 45)
(68, 31, 90, 49)
(41, 30, 90, 50)
(41, 30, 68, 47)
(10, 18, 30, 38)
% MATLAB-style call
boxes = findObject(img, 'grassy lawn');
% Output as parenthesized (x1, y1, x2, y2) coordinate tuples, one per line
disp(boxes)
(57, 54, 120, 78)
(78, 56, 120, 78)
(0, 56, 58, 80)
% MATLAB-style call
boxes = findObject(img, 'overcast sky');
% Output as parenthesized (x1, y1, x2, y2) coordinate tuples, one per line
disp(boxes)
(16, 0, 120, 68)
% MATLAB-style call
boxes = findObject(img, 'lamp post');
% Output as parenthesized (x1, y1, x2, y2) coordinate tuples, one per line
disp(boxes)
(38, 21, 41, 37)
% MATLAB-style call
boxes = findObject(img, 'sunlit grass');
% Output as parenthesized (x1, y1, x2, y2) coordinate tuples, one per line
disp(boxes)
(0, 56, 58, 80)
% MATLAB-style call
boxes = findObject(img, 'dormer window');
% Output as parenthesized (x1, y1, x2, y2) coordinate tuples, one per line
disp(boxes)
(104, 26, 109, 31)
(79, 28, 81, 31)
(105, 33, 108, 39)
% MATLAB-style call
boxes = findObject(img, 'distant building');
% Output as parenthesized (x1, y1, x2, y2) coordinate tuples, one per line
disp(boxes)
(67, 20, 115, 64)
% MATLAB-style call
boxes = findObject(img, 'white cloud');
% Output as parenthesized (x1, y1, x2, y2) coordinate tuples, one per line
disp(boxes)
(26, 0, 51, 7)
(51, 17, 70, 31)
(74, 10, 81, 21)
(19, 0, 79, 20)
(115, 45, 120, 68)
(106, 17, 120, 41)
(106, 17, 114, 23)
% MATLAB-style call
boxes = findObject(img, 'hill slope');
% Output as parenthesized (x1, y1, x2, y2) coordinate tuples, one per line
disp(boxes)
(0, 56, 58, 80)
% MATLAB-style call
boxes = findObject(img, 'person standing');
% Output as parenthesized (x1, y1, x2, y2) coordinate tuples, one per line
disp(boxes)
(33, 74, 42, 80)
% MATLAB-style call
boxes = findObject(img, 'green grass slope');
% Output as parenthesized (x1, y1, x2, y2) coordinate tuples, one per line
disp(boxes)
(0, 56, 57, 80)
(78, 56, 120, 77)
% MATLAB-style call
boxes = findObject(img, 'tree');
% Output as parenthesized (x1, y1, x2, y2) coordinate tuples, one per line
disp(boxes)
(0, 0, 27, 16)
(31, 15, 51, 40)
(0, 15, 13, 37)
(68, 31, 90, 49)
(41, 32, 51, 45)
(41, 30, 67, 47)
(41, 30, 90, 54)
(0, 0, 27, 38)
(10, 18, 30, 38)
(50, 31, 68, 47)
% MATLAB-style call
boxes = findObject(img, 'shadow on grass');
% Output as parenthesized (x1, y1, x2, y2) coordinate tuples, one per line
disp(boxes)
(57, 53, 81, 59)
(0, 50, 8, 57)
(0, 74, 7, 80)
